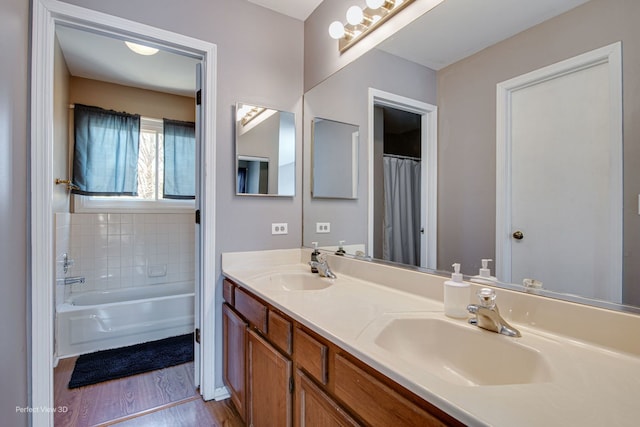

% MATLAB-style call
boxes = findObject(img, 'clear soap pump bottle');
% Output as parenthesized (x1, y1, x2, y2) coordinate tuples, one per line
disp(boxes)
(470, 259, 498, 285)
(444, 263, 470, 318)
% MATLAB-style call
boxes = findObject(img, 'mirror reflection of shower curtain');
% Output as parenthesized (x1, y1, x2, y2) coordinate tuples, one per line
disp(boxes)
(383, 155, 421, 266)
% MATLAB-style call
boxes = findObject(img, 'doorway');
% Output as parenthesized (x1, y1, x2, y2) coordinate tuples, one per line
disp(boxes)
(368, 89, 438, 269)
(31, 1, 218, 425)
(373, 106, 422, 266)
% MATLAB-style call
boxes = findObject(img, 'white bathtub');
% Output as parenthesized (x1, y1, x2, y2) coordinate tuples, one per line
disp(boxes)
(56, 281, 194, 358)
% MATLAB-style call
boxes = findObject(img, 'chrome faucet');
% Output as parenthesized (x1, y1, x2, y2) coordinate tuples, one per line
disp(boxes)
(467, 288, 521, 337)
(63, 276, 85, 285)
(308, 254, 337, 279)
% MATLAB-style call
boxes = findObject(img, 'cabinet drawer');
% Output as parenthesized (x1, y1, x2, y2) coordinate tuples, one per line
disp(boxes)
(268, 310, 292, 355)
(223, 279, 235, 305)
(334, 354, 449, 427)
(294, 328, 328, 385)
(235, 287, 268, 334)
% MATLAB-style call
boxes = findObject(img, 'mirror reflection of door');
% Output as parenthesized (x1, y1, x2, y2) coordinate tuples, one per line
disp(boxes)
(497, 43, 623, 303)
(373, 106, 423, 267)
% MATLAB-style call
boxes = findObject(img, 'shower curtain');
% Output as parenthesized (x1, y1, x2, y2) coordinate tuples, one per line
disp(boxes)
(383, 155, 421, 266)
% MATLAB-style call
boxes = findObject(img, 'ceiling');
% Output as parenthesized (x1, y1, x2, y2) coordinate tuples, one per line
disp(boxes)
(247, 0, 323, 21)
(55, 0, 591, 96)
(377, 0, 590, 70)
(56, 25, 199, 97)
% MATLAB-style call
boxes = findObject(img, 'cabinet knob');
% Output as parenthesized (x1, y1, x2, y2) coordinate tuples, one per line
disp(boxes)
(512, 230, 524, 240)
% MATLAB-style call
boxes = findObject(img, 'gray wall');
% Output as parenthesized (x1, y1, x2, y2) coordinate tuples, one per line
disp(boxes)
(303, 48, 436, 250)
(0, 0, 29, 425)
(55, 0, 305, 394)
(436, 0, 640, 305)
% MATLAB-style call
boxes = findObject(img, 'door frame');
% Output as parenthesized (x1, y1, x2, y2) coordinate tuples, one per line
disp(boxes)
(30, 1, 218, 425)
(495, 42, 622, 291)
(367, 88, 438, 269)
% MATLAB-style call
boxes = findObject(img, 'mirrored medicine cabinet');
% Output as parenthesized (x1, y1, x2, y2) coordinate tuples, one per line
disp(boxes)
(235, 103, 295, 197)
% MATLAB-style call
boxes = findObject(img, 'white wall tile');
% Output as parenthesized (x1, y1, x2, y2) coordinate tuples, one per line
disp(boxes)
(68, 212, 195, 296)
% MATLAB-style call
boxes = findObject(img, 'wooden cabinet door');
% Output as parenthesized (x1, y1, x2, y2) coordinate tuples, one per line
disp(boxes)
(295, 370, 360, 427)
(248, 329, 293, 427)
(223, 303, 247, 422)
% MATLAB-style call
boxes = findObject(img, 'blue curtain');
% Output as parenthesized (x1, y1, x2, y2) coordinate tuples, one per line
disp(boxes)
(163, 119, 196, 199)
(72, 104, 140, 196)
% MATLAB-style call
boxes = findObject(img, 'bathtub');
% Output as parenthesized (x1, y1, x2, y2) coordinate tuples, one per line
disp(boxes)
(56, 281, 194, 358)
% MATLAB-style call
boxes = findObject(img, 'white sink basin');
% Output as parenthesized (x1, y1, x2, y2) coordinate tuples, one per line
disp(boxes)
(369, 316, 552, 387)
(254, 271, 334, 291)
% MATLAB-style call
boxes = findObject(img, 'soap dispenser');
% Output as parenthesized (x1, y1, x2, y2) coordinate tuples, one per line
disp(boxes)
(310, 242, 320, 273)
(470, 259, 498, 285)
(444, 263, 470, 319)
(335, 240, 346, 256)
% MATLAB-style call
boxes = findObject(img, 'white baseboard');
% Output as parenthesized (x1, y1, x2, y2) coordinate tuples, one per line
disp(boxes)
(213, 386, 231, 401)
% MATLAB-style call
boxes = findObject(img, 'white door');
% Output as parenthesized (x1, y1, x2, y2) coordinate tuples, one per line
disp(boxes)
(496, 43, 622, 302)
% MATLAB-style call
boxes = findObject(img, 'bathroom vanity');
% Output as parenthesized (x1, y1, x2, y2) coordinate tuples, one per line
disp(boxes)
(222, 249, 640, 426)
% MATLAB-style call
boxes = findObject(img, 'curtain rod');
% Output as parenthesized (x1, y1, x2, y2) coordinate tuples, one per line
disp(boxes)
(383, 153, 420, 161)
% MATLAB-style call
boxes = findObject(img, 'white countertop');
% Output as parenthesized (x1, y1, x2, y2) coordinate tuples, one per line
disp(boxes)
(222, 249, 640, 427)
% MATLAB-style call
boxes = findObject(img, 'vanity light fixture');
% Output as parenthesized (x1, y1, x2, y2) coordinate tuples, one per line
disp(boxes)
(124, 41, 159, 56)
(237, 104, 267, 126)
(328, 0, 416, 53)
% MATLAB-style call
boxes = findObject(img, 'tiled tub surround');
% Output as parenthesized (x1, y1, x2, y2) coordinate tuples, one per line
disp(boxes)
(59, 213, 195, 296)
(222, 249, 640, 427)
(54, 212, 195, 358)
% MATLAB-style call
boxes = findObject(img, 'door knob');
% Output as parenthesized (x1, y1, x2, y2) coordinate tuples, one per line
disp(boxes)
(512, 230, 524, 240)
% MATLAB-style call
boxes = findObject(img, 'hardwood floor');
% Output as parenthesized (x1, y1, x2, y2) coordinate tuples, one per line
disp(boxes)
(54, 358, 244, 427)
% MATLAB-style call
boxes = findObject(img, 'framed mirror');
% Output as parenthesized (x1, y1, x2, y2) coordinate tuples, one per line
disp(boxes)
(311, 118, 359, 199)
(235, 103, 295, 196)
(302, 0, 640, 313)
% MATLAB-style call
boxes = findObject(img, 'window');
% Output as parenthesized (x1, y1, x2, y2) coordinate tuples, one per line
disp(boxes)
(74, 117, 195, 213)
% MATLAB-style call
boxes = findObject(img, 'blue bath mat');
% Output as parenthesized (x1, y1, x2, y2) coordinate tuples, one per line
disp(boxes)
(68, 333, 194, 389)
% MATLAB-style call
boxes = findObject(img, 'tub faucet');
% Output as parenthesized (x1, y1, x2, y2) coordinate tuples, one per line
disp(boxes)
(467, 288, 521, 337)
(308, 254, 337, 279)
(64, 276, 85, 285)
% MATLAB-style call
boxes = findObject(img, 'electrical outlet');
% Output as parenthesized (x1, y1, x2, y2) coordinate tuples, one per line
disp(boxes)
(316, 222, 331, 233)
(271, 223, 288, 235)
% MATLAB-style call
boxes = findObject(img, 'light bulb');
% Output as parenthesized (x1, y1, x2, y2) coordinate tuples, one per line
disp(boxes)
(124, 41, 159, 56)
(346, 6, 364, 25)
(366, 0, 386, 9)
(328, 21, 345, 39)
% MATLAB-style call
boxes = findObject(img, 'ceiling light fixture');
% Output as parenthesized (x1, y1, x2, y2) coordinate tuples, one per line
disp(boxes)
(328, 0, 416, 53)
(125, 41, 159, 56)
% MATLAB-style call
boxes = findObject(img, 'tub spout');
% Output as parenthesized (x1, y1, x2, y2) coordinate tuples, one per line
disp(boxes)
(64, 276, 85, 285)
